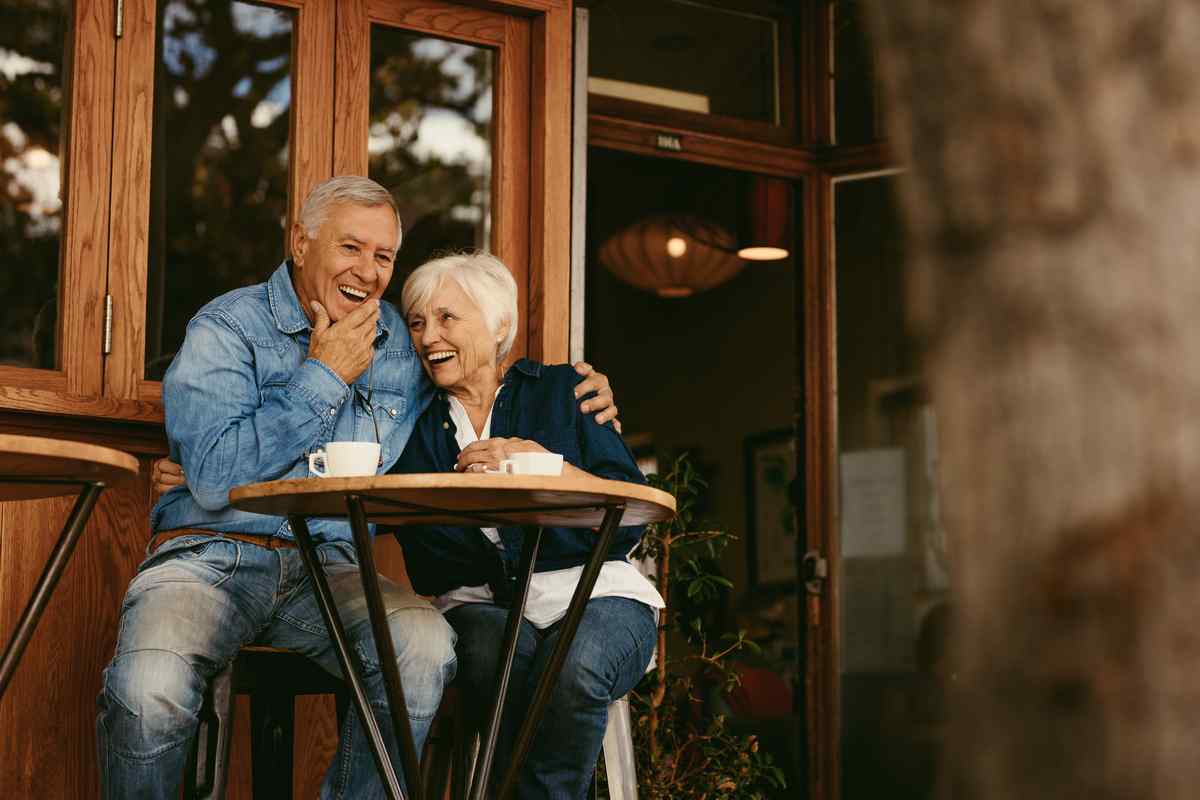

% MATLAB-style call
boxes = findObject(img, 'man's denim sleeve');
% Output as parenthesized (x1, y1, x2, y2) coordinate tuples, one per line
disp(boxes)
(572, 376, 646, 487)
(163, 311, 349, 511)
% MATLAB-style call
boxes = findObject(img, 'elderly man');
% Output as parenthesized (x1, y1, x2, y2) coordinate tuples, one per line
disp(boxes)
(96, 176, 618, 800)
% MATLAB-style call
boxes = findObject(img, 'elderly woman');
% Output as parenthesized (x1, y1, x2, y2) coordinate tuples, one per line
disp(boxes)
(392, 251, 661, 799)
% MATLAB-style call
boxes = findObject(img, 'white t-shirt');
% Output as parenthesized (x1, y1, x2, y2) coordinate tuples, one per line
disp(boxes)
(434, 394, 665, 629)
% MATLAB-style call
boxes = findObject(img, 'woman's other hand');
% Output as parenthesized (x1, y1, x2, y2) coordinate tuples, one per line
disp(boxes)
(455, 438, 547, 472)
(572, 362, 620, 432)
(151, 457, 186, 497)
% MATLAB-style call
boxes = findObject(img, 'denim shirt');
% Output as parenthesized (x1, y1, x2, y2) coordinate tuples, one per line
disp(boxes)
(152, 261, 432, 542)
(391, 359, 647, 598)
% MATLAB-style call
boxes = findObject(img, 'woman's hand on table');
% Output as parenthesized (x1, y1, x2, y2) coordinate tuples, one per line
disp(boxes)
(455, 438, 547, 473)
(151, 457, 186, 497)
(456, 438, 588, 478)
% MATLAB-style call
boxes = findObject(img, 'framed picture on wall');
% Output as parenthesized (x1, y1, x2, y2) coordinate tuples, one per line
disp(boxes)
(745, 428, 798, 587)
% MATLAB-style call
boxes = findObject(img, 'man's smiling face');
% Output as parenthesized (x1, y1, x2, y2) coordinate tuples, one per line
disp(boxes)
(291, 202, 398, 323)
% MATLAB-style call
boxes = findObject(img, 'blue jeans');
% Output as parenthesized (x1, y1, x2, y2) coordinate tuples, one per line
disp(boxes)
(95, 534, 457, 799)
(445, 597, 656, 800)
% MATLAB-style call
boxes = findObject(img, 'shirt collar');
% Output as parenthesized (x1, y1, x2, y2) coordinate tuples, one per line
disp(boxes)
(267, 260, 392, 341)
(267, 261, 312, 335)
(508, 358, 543, 379)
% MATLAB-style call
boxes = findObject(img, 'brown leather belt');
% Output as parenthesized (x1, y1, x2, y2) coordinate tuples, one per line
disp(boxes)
(150, 528, 297, 553)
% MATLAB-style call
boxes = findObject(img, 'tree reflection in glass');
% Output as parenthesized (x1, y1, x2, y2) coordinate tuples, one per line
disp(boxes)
(145, 0, 294, 380)
(368, 27, 494, 299)
(0, 0, 70, 369)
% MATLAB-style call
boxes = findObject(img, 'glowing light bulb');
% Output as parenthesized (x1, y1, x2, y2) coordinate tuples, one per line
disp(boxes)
(666, 237, 687, 258)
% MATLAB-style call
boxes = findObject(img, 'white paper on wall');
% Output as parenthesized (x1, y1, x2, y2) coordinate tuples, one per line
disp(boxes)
(840, 448, 907, 558)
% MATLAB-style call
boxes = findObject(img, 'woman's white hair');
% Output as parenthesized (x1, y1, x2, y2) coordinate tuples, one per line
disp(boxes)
(297, 175, 402, 250)
(402, 251, 519, 362)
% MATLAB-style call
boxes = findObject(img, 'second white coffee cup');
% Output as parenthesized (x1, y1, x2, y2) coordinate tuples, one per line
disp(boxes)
(309, 442, 381, 477)
(490, 451, 564, 476)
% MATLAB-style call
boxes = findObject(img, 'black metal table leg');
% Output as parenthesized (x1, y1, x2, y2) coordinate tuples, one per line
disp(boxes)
(346, 495, 425, 800)
(0, 481, 104, 700)
(496, 504, 626, 800)
(467, 525, 544, 800)
(288, 514, 405, 800)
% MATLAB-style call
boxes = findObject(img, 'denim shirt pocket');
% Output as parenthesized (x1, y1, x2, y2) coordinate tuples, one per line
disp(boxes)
(360, 388, 408, 464)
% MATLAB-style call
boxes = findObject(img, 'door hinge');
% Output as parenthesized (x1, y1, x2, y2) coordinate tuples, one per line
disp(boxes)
(802, 549, 828, 596)
(103, 294, 113, 355)
(115, 0, 124, 38)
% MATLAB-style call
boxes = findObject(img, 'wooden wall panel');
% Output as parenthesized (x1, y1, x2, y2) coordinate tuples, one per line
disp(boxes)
(0, 457, 151, 796)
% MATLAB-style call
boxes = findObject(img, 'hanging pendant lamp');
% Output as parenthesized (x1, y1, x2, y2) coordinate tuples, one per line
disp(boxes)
(598, 214, 744, 299)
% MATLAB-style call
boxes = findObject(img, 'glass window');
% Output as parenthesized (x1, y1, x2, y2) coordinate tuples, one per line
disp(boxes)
(0, 0, 72, 369)
(588, 0, 779, 125)
(144, 0, 294, 381)
(833, 0, 883, 145)
(834, 175, 948, 800)
(368, 26, 494, 295)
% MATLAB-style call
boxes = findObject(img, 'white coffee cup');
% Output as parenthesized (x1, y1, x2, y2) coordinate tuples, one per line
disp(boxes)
(308, 442, 381, 478)
(491, 451, 564, 476)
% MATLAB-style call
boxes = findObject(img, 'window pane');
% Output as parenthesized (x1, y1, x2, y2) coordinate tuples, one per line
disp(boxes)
(145, 0, 294, 381)
(0, 0, 72, 370)
(368, 27, 493, 294)
(589, 0, 778, 124)
(834, 175, 948, 800)
(833, 0, 883, 145)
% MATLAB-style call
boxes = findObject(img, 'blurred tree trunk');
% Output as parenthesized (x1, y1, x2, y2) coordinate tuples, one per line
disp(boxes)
(865, 2, 1200, 798)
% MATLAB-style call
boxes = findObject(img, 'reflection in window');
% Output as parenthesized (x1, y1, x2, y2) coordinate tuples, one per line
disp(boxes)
(589, 0, 778, 124)
(833, 0, 882, 145)
(834, 176, 947, 800)
(145, 0, 294, 380)
(0, 0, 71, 369)
(368, 27, 493, 295)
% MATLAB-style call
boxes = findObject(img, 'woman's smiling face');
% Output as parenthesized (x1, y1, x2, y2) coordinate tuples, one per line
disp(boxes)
(407, 277, 503, 394)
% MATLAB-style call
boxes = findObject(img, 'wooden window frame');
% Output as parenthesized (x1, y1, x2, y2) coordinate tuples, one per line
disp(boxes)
(0, 0, 116, 416)
(0, 0, 571, 428)
(586, 0, 799, 147)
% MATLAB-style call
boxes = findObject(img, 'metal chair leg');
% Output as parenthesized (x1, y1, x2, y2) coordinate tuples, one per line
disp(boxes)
(602, 696, 638, 800)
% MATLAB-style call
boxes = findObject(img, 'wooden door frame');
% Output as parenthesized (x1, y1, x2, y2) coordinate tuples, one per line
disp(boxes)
(333, 0, 572, 365)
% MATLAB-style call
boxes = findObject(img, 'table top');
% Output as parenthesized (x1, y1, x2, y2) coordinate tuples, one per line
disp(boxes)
(229, 473, 676, 528)
(0, 434, 140, 501)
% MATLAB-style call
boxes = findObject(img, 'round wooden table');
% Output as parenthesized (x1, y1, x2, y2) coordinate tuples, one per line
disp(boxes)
(0, 434, 139, 700)
(231, 473, 675, 800)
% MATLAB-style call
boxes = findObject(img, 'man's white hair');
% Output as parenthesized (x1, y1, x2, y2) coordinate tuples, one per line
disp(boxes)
(297, 175, 402, 250)
(402, 251, 519, 363)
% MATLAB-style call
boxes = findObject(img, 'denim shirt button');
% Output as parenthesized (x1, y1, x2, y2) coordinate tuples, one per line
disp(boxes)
(329, 408, 336, 416)
(388, 408, 397, 417)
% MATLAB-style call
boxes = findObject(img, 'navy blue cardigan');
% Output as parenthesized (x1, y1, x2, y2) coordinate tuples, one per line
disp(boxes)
(389, 359, 647, 598)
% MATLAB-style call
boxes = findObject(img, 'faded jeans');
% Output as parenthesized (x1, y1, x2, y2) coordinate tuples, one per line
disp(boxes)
(445, 597, 656, 800)
(96, 533, 456, 799)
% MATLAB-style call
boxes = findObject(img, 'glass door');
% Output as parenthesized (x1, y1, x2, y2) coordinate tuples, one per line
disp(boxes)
(825, 172, 950, 800)
(104, 0, 335, 409)
(332, 0, 531, 359)
(0, 0, 115, 403)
